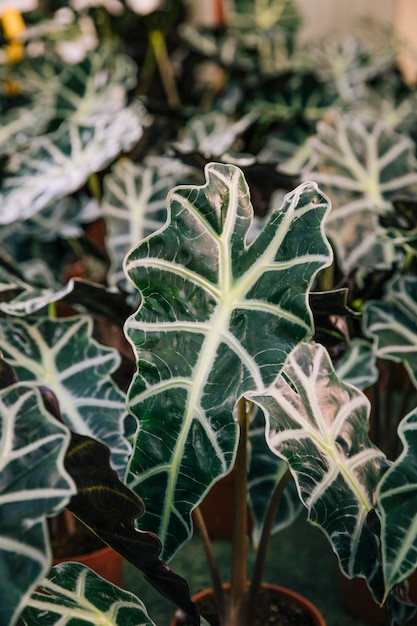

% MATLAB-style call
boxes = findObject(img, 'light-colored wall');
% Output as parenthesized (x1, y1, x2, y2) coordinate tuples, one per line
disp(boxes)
(294, 0, 396, 39)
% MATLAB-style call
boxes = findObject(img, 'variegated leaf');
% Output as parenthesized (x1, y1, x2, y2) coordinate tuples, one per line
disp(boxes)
(0, 316, 130, 477)
(103, 156, 191, 291)
(377, 409, 417, 595)
(303, 111, 417, 277)
(51, 47, 138, 125)
(0, 106, 143, 224)
(363, 275, 417, 387)
(124, 162, 332, 559)
(0, 383, 75, 626)
(250, 342, 389, 603)
(22, 562, 157, 626)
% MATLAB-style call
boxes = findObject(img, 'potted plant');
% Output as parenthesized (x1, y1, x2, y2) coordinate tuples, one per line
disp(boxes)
(3, 2, 417, 626)
(3, 160, 417, 626)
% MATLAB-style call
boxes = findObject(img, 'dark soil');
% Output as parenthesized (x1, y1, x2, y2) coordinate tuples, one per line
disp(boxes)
(176, 587, 319, 626)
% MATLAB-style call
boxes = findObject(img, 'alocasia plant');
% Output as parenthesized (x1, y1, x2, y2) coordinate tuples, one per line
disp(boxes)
(123, 162, 332, 560)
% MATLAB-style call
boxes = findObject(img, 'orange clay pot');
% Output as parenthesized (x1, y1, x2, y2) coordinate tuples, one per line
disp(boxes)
(53, 545, 123, 587)
(171, 582, 326, 626)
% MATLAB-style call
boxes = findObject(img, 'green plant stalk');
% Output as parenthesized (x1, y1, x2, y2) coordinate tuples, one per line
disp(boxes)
(192, 506, 226, 620)
(228, 396, 251, 624)
(88, 173, 102, 201)
(246, 465, 291, 626)
(149, 29, 181, 108)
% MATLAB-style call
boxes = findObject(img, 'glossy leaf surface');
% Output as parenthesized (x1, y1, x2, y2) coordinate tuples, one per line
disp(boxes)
(124, 162, 332, 558)
(251, 342, 390, 603)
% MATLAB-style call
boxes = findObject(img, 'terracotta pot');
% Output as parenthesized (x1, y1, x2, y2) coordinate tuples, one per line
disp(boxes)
(338, 570, 417, 625)
(199, 471, 253, 540)
(171, 582, 326, 626)
(53, 545, 123, 587)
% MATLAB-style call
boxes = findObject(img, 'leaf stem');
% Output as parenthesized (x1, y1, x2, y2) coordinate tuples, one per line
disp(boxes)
(246, 465, 291, 626)
(192, 506, 225, 620)
(149, 29, 181, 108)
(230, 396, 250, 619)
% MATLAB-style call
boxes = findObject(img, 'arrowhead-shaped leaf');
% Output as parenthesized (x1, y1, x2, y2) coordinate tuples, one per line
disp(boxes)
(250, 342, 390, 603)
(0, 382, 74, 626)
(0, 316, 130, 477)
(124, 162, 332, 558)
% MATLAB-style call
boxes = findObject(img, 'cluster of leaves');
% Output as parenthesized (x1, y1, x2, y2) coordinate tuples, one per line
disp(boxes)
(2, 1, 417, 626)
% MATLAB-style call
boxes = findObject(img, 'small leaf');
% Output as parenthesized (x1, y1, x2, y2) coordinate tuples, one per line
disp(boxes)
(250, 342, 389, 603)
(103, 156, 191, 291)
(303, 111, 417, 277)
(0, 107, 143, 224)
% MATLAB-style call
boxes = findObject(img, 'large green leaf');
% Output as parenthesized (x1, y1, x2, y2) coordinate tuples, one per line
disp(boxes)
(0, 316, 130, 477)
(363, 275, 417, 387)
(0, 106, 143, 224)
(0, 381, 75, 626)
(124, 162, 332, 558)
(377, 409, 417, 595)
(303, 111, 417, 277)
(22, 562, 157, 626)
(250, 342, 390, 603)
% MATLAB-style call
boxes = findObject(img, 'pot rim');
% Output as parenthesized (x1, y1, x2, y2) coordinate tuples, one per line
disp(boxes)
(172, 580, 326, 626)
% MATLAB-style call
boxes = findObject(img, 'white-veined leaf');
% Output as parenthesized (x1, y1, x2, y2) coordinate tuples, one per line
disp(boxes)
(250, 342, 390, 603)
(124, 162, 332, 559)
(0, 316, 130, 477)
(103, 156, 191, 291)
(303, 111, 417, 277)
(22, 562, 156, 626)
(0, 106, 144, 224)
(0, 383, 75, 626)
